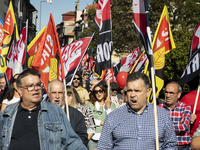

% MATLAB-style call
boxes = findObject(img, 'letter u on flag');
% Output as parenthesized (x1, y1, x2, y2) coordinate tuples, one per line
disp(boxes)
(31, 13, 65, 92)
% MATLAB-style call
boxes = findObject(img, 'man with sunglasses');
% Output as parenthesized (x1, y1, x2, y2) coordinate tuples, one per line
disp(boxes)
(0, 69, 87, 150)
(72, 72, 90, 105)
(159, 82, 192, 150)
(97, 72, 178, 149)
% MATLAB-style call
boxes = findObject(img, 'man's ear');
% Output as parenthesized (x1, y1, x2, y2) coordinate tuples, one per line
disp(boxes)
(17, 87, 22, 97)
(146, 88, 151, 98)
(177, 92, 181, 99)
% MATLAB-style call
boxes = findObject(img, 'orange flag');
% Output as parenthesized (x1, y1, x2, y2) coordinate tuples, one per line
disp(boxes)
(31, 13, 65, 91)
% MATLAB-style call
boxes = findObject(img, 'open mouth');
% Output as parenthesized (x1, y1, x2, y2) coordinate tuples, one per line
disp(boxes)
(131, 99, 137, 104)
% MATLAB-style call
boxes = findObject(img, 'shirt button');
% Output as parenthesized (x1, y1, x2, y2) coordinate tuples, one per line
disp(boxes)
(139, 126, 141, 128)
(28, 116, 31, 119)
(139, 137, 141, 140)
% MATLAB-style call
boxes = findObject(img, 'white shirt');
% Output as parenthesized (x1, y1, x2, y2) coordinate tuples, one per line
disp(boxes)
(2, 97, 20, 105)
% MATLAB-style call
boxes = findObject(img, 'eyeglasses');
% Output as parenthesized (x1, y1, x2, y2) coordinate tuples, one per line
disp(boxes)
(20, 82, 43, 91)
(164, 91, 178, 96)
(73, 78, 80, 80)
(93, 110, 103, 115)
(94, 89, 104, 94)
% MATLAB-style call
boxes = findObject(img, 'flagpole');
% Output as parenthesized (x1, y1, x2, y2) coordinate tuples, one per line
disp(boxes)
(63, 79, 70, 122)
(144, 0, 159, 149)
(193, 80, 200, 115)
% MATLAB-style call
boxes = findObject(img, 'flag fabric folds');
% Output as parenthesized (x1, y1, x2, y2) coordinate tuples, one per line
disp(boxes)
(27, 27, 46, 68)
(152, 5, 176, 95)
(113, 47, 140, 76)
(58, 33, 95, 86)
(31, 14, 65, 91)
(179, 23, 200, 85)
(6, 20, 28, 83)
(101, 64, 115, 82)
(95, 0, 113, 75)
(0, 1, 19, 74)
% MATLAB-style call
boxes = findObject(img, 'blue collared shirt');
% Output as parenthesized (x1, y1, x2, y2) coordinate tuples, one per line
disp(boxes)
(97, 103, 178, 150)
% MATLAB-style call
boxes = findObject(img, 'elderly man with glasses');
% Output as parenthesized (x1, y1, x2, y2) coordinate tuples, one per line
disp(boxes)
(159, 82, 192, 150)
(0, 69, 87, 150)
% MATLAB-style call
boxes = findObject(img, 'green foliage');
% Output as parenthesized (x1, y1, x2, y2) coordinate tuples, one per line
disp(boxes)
(79, 0, 200, 84)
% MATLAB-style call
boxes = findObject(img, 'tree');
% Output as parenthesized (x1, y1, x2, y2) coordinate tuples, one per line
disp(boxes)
(79, 0, 200, 84)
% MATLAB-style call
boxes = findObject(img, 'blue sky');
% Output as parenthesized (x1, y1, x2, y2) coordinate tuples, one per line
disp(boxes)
(30, 0, 94, 33)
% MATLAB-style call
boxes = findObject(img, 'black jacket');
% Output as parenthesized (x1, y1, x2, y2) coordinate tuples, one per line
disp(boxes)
(65, 105, 88, 146)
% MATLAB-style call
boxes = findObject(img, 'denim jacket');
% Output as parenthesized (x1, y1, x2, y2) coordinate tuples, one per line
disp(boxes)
(0, 100, 87, 150)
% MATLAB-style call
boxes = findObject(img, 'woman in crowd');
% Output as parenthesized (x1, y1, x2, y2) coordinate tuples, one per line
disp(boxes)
(1, 74, 20, 112)
(87, 82, 116, 150)
(66, 86, 96, 141)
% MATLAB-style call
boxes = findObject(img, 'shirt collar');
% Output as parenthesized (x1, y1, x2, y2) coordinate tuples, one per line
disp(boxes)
(163, 101, 179, 110)
(127, 102, 149, 115)
(18, 102, 41, 112)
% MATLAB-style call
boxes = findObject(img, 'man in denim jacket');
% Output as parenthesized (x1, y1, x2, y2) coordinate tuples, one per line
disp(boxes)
(0, 69, 87, 150)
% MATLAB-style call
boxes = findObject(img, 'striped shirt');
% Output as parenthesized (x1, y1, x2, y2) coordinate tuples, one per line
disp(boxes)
(159, 102, 191, 145)
(97, 103, 178, 150)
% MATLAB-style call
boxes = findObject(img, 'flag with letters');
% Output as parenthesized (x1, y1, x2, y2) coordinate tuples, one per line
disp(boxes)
(95, 0, 113, 75)
(179, 23, 200, 85)
(31, 14, 65, 91)
(57, 33, 95, 85)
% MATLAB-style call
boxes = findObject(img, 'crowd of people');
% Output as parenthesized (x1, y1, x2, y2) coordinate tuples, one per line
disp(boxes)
(0, 69, 200, 150)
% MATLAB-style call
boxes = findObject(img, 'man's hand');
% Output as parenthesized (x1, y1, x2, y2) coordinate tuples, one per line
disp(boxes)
(100, 121, 104, 126)
(191, 114, 197, 124)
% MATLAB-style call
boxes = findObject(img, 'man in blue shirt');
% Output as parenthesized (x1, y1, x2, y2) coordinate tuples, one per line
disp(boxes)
(97, 72, 178, 150)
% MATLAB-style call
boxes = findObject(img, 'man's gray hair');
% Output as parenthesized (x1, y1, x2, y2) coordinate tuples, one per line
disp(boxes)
(47, 79, 64, 93)
(166, 81, 182, 93)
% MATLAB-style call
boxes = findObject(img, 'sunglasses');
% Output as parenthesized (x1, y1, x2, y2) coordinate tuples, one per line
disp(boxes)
(94, 89, 104, 94)
(73, 78, 80, 80)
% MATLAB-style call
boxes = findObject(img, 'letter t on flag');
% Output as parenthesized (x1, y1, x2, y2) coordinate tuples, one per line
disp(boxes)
(95, 0, 113, 75)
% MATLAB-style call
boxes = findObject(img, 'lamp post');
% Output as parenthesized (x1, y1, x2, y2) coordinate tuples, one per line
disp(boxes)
(39, 0, 52, 32)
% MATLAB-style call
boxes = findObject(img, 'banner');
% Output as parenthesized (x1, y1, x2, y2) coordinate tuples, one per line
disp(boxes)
(6, 20, 28, 82)
(95, 0, 113, 75)
(31, 14, 65, 91)
(58, 33, 95, 85)
(179, 23, 200, 85)
(0, 1, 19, 73)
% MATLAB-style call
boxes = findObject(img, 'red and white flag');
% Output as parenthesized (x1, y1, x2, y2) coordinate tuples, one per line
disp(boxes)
(113, 47, 140, 76)
(6, 20, 28, 82)
(58, 33, 95, 85)
(101, 64, 115, 82)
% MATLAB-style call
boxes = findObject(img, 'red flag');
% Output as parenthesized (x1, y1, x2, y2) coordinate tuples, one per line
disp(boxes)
(88, 58, 93, 72)
(58, 33, 95, 85)
(101, 64, 115, 83)
(31, 14, 65, 91)
(6, 20, 28, 82)
(27, 27, 46, 68)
